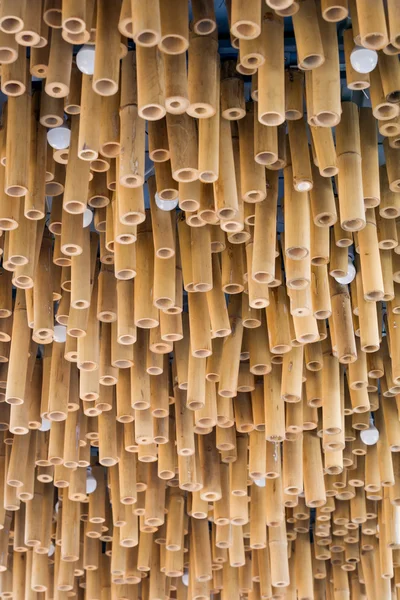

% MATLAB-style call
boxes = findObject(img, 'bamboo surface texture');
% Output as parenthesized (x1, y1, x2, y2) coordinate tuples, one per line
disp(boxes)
(0, 1, 397, 600)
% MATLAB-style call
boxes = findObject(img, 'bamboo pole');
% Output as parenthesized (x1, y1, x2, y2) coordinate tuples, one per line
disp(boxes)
(257, 12, 284, 126)
(356, 0, 389, 50)
(92, 0, 121, 96)
(335, 102, 366, 231)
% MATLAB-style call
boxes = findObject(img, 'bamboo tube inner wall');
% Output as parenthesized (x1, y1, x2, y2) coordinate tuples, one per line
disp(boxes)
(0, 1, 398, 599)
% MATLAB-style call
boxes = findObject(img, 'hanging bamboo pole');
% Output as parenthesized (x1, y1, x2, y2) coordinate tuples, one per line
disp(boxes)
(92, 0, 121, 96)
(356, 0, 389, 50)
(257, 12, 284, 126)
(335, 102, 366, 231)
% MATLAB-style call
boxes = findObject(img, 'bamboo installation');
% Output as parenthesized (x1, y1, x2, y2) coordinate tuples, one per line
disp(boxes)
(0, 1, 397, 600)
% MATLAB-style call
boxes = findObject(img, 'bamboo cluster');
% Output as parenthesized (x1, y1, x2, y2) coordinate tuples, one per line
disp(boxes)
(0, 1, 397, 600)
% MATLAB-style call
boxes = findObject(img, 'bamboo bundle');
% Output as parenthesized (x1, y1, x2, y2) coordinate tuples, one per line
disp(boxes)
(0, 3, 396, 599)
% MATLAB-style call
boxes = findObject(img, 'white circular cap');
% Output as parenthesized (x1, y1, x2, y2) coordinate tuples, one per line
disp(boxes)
(297, 181, 312, 192)
(47, 125, 71, 150)
(54, 324, 67, 343)
(48, 542, 55, 558)
(39, 417, 51, 432)
(76, 44, 96, 75)
(334, 258, 356, 285)
(350, 45, 378, 74)
(86, 467, 97, 494)
(254, 478, 266, 488)
(182, 572, 189, 587)
(83, 207, 93, 228)
(155, 192, 179, 212)
(360, 424, 380, 446)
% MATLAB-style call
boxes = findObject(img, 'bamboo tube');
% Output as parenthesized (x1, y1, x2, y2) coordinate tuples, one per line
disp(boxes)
(76, 74, 101, 162)
(384, 138, 400, 193)
(311, 12, 341, 127)
(285, 69, 303, 121)
(99, 95, 120, 159)
(310, 166, 337, 227)
(61, 492, 80, 561)
(254, 121, 278, 170)
(238, 104, 266, 202)
(268, 522, 289, 587)
(25, 115, 47, 220)
(198, 73, 220, 183)
(283, 435, 303, 495)
(40, 92, 63, 128)
(136, 45, 165, 121)
(198, 429, 221, 500)
(148, 183, 174, 249)
(30, 43, 50, 79)
(159, 0, 189, 54)
(356, 0, 389, 50)
(370, 65, 399, 121)
(287, 120, 313, 191)
(119, 54, 145, 189)
(166, 112, 198, 182)
(303, 431, 326, 507)
(163, 53, 189, 114)
(154, 159, 179, 203)
(357, 209, 384, 301)
(252, 171, 278, 283)
(311, 219, 330, 266)
(187, 31, 218, 118)
(292, 0, 325, 69)
(63, 115, 91, 213)
(321, 0, 348, 22)
(310, 126, 338, 178)
(284, 169, 311, 260)
(264, 366, 285, 441)
(62, 0, 86, 35)
(0, 31, 18, 66)
(148, 118, 169, 163)
(77, 278, 100, 371)
(356, 274, 380, 354)
(5, 93, 30, 196)
(257, 12, 284, 126)
(215, 298, 242, 397)
(387, 0, 400, 50)
(33, 232, 54, 342)
(0, 0, 24, 33)
(187, 292, 211, 358)
(246, 243, 270, 309)
(16, 1, 42, 46)
(191, 0, 216, 35)
(45, 28, 72, 98)
(134, 228, 158, 328)
(330, 278, 357, 363)
(248, 316, 271, 376)
(281, 345, 304, 403)
(359, 108, 380, 209)
(131, 0, 161, 46)
(1, 50, 28, 96)
(213, 119, 239, 220)
(230, 0, 261, 39)
(379, 166, 400, 218)
(336, 103, 365, 231)
(92, 0, 121, 96)
(220, 60, 245, 120)
(5, 290, 30, 406)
